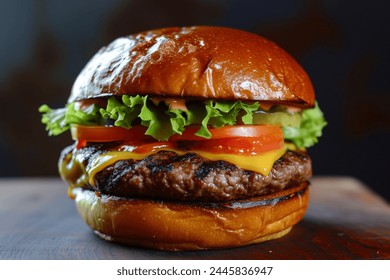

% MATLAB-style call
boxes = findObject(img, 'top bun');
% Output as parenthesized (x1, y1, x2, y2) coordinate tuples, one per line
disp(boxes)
(70, 26, 315, 107)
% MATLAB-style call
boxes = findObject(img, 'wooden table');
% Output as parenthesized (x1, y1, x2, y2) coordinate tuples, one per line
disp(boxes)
(0, 177, 389, 259)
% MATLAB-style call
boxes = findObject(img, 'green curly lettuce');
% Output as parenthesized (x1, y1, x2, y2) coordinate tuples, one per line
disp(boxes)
(39, 103, 102, 136)
(195, 100, 260, 138)
(39, 95, 260, 140)
(39, 105, 68, 136)
(282, 102, 327, 148)
(39, 95, 326, 147)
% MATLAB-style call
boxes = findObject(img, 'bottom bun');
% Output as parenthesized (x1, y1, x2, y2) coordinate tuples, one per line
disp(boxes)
(72, 182, 309, 251)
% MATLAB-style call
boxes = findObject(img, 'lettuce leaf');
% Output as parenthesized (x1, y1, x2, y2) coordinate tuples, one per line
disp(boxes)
(100, 95, 143, 128)
(196, 100, 260, 138)
(39, 105, 68, 136)
(39, 103, 102, 136)
(167, 108, 187, 135)
(39, 95, 260, 141)
(282, 102, 327, 148)
(65, 103, 102, 126)
(39, 95, 326, 147)
(138, 97, 176, 140)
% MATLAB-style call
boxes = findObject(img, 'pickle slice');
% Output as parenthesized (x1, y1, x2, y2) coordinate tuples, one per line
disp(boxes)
(253, 111, 302, 127)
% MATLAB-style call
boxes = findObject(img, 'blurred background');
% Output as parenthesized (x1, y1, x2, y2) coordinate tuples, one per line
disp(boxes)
(0, 0, 389, 200)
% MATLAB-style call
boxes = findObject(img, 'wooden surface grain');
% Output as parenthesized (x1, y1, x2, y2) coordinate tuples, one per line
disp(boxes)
(0, 177, 389, 259)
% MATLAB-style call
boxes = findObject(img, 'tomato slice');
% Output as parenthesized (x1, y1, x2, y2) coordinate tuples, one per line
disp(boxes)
(180, 135, 284, 155)
(71, 124, 282, 142)
(71, 124, 284, 155)
(71, 125, 151, 142)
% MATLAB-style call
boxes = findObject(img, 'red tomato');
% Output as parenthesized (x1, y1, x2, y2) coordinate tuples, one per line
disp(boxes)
(71, 124, 284, 155)
(71, 125, 150, 142)
(181, 135, 284, 155)
(71, 124, 282, 141)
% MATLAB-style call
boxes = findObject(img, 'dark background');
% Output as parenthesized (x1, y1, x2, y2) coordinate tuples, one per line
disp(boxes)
(1, 0, 389, 200)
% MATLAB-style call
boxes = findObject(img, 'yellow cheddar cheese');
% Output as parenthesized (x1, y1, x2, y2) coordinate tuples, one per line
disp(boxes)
(86, 147, 286, 186)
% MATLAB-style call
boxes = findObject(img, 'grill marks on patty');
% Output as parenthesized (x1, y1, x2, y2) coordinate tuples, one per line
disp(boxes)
(62, 144, 312, 202)
(195, 160, 236, 179)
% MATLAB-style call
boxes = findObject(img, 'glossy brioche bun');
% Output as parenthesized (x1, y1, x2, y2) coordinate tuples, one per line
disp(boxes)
(70, 26, 315, 107)
(72, 182, 309, 251)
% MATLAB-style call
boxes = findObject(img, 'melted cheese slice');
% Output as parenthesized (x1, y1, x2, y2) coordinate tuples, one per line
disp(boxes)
(86, 147, 286, 186)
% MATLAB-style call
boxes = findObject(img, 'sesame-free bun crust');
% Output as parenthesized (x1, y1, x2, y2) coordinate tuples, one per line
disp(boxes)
(70, 26, 315, 107)
(72, 182, 309, 251)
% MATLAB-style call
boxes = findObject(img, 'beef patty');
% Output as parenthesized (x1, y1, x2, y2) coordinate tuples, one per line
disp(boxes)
(61, 144, 312, 202)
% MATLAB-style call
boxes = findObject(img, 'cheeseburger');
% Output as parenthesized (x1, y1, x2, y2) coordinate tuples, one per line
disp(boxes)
(40, 26, 326, 250)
